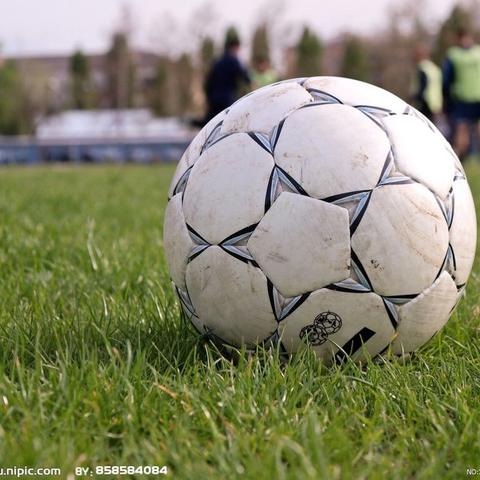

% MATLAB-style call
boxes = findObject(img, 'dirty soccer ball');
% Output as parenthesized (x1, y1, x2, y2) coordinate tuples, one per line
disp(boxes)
(164, 76, 477, 363)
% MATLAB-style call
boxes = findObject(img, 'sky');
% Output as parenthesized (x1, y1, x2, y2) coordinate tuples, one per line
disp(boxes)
(0, 0, 461, 57)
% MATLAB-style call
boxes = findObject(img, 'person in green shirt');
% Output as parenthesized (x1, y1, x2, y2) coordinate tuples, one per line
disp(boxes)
(251, 54, 278, 89)
(443, 27, 480, 161)
(411, 44, 443, 122)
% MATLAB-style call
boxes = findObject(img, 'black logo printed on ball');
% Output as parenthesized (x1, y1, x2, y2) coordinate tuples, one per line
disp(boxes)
(299, 311, 342, 346)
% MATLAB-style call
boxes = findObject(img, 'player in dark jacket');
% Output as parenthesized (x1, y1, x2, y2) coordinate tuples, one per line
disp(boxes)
(204, 30, 251, 123)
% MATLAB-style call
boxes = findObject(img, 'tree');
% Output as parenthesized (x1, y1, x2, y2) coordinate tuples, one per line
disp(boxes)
(251, 24, 270, 64)
(69, 50, 94, 109)
(368, 0, 430, 99)
(149, 57, 171, 116)
(175, 53, 195, 114)
(341, 35, 370, 82)
(0, 61, 31, 135)
(200, 36, 215, 74)
(295, 26, 323, 77)
(105, 32, 136, 108)
(149, 54, 195, 116)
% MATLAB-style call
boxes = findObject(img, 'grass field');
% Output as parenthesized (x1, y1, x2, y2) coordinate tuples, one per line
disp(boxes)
(0, 162, 479, 479)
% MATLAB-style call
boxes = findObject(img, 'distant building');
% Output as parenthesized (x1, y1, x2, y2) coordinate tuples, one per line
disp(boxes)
(0, 109, 196, 164)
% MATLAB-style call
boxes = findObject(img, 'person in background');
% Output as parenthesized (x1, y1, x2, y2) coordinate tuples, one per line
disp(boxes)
(251, 54, 278, 89)
(411, 44, 442, 122)
(203, 29, 251, 124)
(443, 27, 480, 161)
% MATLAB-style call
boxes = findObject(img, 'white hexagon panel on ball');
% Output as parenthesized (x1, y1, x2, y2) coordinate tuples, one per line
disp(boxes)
(274, 103, 390, 200)
(182, 133, 274, 244)
(278, 288, 396, 364)
(351, 182, 450, 297)
(186, 247, 277, 347)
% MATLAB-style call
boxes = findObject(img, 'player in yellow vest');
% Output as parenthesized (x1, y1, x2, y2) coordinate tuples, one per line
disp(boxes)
(443, 28, 480, 160)
(251, 55, 278, 89)
(412, 44, 443, 121)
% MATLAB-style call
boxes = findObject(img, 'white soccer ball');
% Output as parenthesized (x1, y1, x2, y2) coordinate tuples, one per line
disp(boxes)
(164, 76, 477, 363)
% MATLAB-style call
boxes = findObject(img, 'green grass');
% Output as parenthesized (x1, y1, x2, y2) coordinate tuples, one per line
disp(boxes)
(0, 162, 479, 479)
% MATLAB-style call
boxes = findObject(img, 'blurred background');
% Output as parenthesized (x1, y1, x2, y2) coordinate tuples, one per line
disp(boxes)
(0, 0, 479, 164)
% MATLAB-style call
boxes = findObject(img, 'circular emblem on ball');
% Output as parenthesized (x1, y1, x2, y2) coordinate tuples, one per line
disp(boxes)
(314, 311, 342, 335)
(299, 311, 343, 346)
(299, 323, 328, 346)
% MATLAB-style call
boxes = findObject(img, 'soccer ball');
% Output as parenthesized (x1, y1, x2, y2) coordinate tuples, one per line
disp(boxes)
(164, 76, 477, 363)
